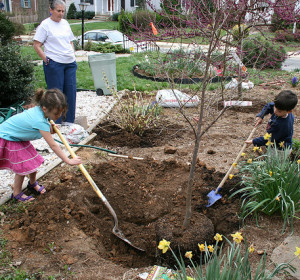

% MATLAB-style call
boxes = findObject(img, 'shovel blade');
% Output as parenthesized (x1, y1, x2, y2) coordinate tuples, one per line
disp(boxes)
(113, 228, 145, 251)
(206, 190, 222, 207)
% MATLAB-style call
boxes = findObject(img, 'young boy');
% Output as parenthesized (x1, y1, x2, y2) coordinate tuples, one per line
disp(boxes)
(246, 90, 298, 150)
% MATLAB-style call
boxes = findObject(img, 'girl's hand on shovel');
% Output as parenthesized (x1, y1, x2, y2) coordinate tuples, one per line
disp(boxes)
(66, 157, 82, 166)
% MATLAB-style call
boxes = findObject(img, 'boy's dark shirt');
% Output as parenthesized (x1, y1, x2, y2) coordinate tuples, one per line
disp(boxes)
(253, 102, 294, 149)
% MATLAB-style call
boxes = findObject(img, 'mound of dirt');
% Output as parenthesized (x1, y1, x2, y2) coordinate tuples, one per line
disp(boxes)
(4, 158, 240, 272)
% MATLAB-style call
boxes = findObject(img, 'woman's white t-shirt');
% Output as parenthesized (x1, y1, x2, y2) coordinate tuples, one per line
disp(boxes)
(34, 18, 76, 64)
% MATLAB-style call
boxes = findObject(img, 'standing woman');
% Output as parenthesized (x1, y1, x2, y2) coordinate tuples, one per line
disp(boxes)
(33, 0, 77, 124)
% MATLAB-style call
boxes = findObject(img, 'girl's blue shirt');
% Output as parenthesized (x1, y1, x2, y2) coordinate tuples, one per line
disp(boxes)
(0, 106, 50, 141)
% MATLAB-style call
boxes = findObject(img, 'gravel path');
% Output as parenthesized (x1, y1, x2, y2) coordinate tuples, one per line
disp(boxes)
(0, 91, 116, 202)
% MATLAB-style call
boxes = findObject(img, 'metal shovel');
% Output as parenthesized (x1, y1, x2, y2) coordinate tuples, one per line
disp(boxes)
(206, 126, 257, 207)
(50, 121, 144, 251)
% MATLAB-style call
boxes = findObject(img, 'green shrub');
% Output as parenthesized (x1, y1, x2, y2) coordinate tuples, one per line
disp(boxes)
(75, 11, 95, 20)
(67, 2, 77, 19)
(0, 43, 34, 107)
(232, 146, 300, 232)
(118, 10, 134, 35)
(0, 13, 15, 45)
(91, 42, 129, 53)
(111, 12, 120, 21)
(242, 36, 286, 70)
(12, 22, 25, 36)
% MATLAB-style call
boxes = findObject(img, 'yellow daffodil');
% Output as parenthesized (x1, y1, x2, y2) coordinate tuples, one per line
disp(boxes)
(275, 195, 280, 201)
(259, 147, 263, 153)
(214, 233, 223, 242)
(241, 153, 246, 157)
(229, 174, 234, 179)
(248, 245, 255, 253)
(231, 232, 243, 244)
(158, 239, 170, 253)
(269, 171, 273, 176)
(297, 159, 300, 164)
(264, 133, 271, 140)
(253, 146, 259, 152)
(279, 141, 285, 148)
(185, 251, 193, 259)
(247, 159, 253, 164)
(266, 141, 271, 146)
(295, 247, 300, 259)
(208, 245, 214, 252)
(198, 243, 206, 252)
(232, 162, 237, 168)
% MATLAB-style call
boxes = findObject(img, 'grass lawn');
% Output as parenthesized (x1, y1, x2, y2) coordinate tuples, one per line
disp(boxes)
(31, 52, 294, 94)
(24, 21, 119, 36)
(32, 54, 170, 92)
(70, 21, 119, 36)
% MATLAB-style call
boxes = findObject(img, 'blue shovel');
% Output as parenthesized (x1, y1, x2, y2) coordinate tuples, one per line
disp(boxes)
(206, 126, 257, 207)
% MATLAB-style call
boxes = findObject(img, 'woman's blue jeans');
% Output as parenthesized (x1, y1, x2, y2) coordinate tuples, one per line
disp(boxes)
(43, 59, 77, 124)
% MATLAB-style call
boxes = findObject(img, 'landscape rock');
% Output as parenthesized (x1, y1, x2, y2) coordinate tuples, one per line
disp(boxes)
(271, 235, 300, 279)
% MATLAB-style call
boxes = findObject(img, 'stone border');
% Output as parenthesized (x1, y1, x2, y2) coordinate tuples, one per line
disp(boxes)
(132, 65, 232, 84)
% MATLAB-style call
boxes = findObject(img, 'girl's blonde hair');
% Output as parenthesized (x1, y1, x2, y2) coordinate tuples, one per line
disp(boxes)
(34, 88, 68, 116)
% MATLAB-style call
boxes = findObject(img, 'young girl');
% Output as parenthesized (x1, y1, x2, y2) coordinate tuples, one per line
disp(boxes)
(0, 88, 81, 202)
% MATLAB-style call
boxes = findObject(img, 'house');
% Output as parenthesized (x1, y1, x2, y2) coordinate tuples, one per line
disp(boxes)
(4, 0, 50, 23)
(65, 0, 161, 16)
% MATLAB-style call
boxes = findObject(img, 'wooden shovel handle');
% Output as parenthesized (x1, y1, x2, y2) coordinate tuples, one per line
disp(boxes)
(215, 126, 257, 194)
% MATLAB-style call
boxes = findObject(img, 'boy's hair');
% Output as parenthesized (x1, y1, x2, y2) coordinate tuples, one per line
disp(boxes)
(274, 90, 298, 111)
(34, 88, 68, 116)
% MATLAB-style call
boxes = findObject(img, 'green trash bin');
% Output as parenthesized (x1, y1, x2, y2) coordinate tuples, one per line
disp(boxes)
(88, 53, 117, 96)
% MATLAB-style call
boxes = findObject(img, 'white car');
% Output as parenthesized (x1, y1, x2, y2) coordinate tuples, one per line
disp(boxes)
(77, 29, 158, 52)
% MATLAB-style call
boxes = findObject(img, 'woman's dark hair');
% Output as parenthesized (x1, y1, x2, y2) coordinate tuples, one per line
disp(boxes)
(34, 88, 68, 116)
(274, 90, 298, 111)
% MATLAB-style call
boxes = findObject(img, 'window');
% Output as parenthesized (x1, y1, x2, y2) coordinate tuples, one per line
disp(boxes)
(84, 32, 97, 41)
(97, 33, 109, 42)
(130, 0, 135, 7)
(86, 0, 94, 4)
(21, 0, 31, 8)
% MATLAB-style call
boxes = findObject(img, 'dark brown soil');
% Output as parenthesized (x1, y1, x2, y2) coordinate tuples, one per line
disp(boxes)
(1, 82, 300, 279)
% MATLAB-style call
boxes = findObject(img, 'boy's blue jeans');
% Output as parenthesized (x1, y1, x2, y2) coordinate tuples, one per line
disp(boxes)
(43, 59, 77, 124)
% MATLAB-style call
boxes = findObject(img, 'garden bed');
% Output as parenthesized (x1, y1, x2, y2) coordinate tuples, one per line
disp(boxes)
(1, 83, 300, 279)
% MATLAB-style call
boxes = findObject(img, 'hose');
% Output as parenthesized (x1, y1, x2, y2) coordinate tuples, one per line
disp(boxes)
(54, 139, 117, 154)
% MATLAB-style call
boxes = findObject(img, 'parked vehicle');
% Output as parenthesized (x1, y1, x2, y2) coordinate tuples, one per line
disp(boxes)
(76, 29, 158, 52)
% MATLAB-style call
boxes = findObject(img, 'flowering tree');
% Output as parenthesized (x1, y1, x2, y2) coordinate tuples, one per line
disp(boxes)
(123, 0, 299, 229)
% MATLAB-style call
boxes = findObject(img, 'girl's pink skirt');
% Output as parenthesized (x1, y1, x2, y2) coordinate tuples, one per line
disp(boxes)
(0, 138, 44, 175)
